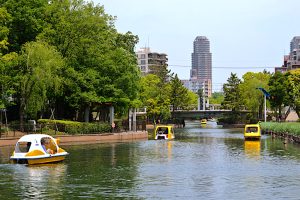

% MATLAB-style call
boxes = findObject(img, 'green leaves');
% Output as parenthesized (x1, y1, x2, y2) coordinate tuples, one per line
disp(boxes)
(222, 73, 242, 111)
(18, 41, 64, 118)
(285, 69, 300, 117)
(239, 72, 270, 113)
(1, 0, 48, 52)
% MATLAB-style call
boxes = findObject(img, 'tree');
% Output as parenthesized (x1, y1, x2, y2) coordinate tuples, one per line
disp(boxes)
(16, 41, 64, 129)
(140, 74, 171, 122)
(239, 72, 270, 120)
(209, 92, 224, 105)
(0, 0, 48, 52)
(0, 7, 11, 55)
(0, 7, 13, 109)
(170, 74, 190, 111)
(268, 71, 287, 121)
(39, 0, 141, 121)
(285, 69, 300, 118)
(222, 73, 242, 111)
(197, 88, 204, 109)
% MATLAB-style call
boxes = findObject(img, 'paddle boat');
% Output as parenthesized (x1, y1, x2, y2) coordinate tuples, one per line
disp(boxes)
(244, 124, 261, 140)
(154, 125, 175, 140)
(201, 119, 207, 125)
(10, 134, 69, 165)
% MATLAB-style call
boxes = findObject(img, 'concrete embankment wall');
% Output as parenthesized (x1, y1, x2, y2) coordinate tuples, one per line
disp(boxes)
(0, 131, 148, 147)
(263, 130, 300, 143)
(59, 131, 148, 145)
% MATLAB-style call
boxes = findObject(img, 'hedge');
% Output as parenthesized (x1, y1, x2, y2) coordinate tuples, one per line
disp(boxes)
(260, 122, 300, 136)
(37, 119, 111, 135)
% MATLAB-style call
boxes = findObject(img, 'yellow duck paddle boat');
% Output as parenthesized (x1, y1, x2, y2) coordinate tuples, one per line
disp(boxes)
(10, 134, 69, 165)
(244, 124, 261, 140)
(201, 119, 207, 125)
(154, 125, 175, 140)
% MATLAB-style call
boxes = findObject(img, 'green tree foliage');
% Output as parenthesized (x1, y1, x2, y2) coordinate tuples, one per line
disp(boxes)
(16, 41, 64, 126)
(170, 74, 193, 111)
(285, 69, 300, 118)
(0, 7, 11, 54)
(0, 53, 18, 109)
(38, 0, 140, 121)
(140, 74, 171, 122)
(186, 90, 198, 110)
(0, 7, 12, 109)
(239, 72, 270, 119)
(222, 73, 242, 111)
(268, 71, 287, 120)
(209, 92, 224, 104)
(0, 0, 48, 52)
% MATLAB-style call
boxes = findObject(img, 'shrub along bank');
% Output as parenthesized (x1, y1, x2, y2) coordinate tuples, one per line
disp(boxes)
(38, 119, 111, 135)
(260, 122, 300, 135)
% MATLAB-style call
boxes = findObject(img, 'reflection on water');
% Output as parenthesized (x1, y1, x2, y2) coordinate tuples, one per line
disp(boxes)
(16, 164, 67, 199)
(154, 141, 173, 161)
(0, 163, 67, 199)
(2, 121, 300, 199)
(244, 140, 261, 159)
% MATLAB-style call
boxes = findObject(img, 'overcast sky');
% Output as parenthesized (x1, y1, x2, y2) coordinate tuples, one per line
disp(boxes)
(93, 0, 300, 92)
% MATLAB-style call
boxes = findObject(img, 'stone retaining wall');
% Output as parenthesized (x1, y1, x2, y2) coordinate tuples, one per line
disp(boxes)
(0, 131, 148, 147)
(263, 130, 300, 143)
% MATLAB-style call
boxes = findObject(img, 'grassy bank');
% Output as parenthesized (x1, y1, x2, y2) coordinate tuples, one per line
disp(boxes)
(260, 122, 300, 136)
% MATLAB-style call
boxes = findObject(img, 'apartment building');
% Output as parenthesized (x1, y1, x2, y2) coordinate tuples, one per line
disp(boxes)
(136, 47, 168, 76)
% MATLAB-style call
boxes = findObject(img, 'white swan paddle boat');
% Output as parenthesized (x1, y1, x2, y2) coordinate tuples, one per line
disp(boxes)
(10, 134, 69, 165)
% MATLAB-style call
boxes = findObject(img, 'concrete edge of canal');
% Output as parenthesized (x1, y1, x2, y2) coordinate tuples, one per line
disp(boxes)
(264, 130, 300, 143)
(0, 131, 149, 147)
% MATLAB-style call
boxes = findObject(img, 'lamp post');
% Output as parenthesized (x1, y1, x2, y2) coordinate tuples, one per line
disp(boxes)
(256, 87, 270, 122)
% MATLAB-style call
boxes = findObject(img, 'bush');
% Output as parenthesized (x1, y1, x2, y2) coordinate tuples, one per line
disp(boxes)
(38, 119, 111, 135)
(260, 122, 300, 136)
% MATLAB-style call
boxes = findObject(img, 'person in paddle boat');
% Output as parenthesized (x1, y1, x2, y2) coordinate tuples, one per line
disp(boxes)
(41, 138, 54, 154)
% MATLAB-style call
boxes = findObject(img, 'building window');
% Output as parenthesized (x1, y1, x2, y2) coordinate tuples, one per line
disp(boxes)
(141, 66, 146, 71)
(140, 60, 146, 65)
(141, 54, 146, 59)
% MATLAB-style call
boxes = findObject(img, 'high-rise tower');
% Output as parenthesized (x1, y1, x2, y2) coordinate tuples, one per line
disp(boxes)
(190, 36, 212, 97)
(191, 36, 212, 80)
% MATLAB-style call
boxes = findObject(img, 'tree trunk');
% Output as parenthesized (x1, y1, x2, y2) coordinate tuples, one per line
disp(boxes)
(278, 106, 282, 122)
(84, 105, 90, 122)
(295, 107, 300, 120)
(19, 99, 26, 132)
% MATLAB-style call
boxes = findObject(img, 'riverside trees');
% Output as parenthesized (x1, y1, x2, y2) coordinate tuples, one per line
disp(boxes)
(0, 0, 140, 123)
(1, 0, 195, 125)
(140, 71, 197, 123)
(222, 70, 300, 122)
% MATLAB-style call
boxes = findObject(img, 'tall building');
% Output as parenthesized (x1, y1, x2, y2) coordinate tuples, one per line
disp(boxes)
(136, 47, 168, 76)
(191, 36, 212, 82)
(182, 36, 212, 97)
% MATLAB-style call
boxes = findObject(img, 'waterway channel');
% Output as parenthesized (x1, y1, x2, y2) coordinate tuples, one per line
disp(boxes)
(1, 121, 300, 199)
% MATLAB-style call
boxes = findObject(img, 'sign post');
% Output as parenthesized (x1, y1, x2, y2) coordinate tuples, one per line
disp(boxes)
(256, 87, 270, 122)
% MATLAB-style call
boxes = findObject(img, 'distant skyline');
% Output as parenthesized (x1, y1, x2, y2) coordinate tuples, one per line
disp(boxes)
(94, 0, 300, 92)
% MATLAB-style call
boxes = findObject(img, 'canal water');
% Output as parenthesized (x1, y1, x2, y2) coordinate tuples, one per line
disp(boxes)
(1, 121, 300, 199)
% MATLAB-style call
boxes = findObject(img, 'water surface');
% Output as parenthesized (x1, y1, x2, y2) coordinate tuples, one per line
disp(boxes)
(1, 121, 300, 199)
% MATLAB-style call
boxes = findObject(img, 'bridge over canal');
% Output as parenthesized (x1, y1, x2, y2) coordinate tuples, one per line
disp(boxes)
(172, 110, 251, 120)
